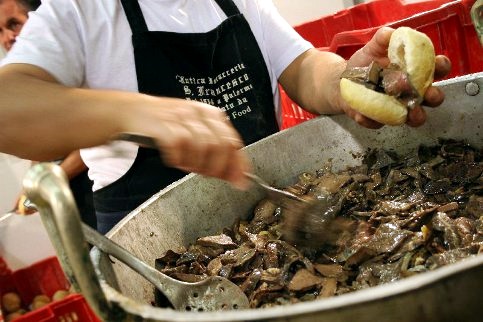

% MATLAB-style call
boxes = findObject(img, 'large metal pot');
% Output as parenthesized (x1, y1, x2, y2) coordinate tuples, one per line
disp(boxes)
(25, 73, 482, 322)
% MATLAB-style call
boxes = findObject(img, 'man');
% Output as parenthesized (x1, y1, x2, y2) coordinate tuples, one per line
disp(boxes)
(0, 0, 96, 228)
(0, 0, 450, 233)
(0, 0, 38, 51)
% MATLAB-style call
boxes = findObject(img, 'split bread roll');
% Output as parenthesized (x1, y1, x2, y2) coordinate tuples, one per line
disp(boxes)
(340, 27, 436, 125)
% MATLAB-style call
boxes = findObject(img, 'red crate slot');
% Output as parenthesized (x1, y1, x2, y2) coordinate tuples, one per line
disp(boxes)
(0, 257, 70, 306)
(279, 86, 317, 130)
(280, 0, 483, 130)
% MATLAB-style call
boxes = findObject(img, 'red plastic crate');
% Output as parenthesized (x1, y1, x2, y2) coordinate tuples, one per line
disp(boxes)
(295, 0, 454, 49)
(13, 294, 100, 322)
(0, 257, 100, 322)
(280, 0, 483, 130)
(0, 258, 11, 277)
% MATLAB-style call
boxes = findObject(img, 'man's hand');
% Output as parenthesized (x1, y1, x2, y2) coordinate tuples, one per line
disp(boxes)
(121, 97, 252, 190)
(0, 64, 252, 191)
(342, 27, 452, 129)
(13, 193, 36, 215)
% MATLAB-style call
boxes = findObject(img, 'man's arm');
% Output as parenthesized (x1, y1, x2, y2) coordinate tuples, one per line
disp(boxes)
(279, 49, 346, 116)
(59, 150, 87, 180)
(278, 27, 450, 129)
(0, 63, 251, 189)
(0, 64, 130, 160)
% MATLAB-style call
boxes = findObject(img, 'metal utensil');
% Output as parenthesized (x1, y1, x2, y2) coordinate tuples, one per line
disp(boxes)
(243, 172, 356, 247)
(243, 172, 306, 205)
(81, 223, 249, 312)
(23, 163, 248, 321)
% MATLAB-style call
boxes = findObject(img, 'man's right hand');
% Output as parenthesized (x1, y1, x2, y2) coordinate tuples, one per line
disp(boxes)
(121, 97, 252, 190)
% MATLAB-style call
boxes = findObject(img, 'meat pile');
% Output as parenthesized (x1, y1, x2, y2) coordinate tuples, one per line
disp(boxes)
(155, 140, 482, 309)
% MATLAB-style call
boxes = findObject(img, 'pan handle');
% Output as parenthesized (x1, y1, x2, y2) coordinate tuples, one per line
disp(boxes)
(23, 163, 116, 321)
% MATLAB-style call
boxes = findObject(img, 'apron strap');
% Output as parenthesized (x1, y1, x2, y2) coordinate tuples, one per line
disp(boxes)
(120, 0, 240, 33)
(214, 0, 241, 17)
(119, 0, 148, 33)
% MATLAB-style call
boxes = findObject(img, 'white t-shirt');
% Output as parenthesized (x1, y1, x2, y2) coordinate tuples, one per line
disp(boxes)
(2, 0, 313, 191)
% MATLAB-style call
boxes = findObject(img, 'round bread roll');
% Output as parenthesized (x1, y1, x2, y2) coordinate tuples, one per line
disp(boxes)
(52, 290, 70, 302)
(2, 292, 22, 313)
(340, 26, 435, 125)
(31, 294, 51, 310)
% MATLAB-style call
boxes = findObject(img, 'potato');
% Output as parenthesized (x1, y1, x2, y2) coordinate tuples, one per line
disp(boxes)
(2, 292, 21, 313)
(52, 290, 70, 302)
(31, 294, 51, 310)
(5, 311, 24, 322)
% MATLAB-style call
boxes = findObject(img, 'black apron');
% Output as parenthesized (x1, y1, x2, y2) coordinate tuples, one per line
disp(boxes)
(94, 0, 279, 214)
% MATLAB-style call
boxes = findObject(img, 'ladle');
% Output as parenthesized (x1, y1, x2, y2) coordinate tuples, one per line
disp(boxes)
(22, 162, 249, 320)
(81, 223, 250, 312)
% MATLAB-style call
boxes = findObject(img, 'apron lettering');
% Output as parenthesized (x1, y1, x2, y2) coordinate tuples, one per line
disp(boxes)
(197, 86, 215, 96)
(100, 0, 278, 216)
(186, 97, 215, 105)
(210, 63, 246, 85)
(231, 105, 252, 119)
(222, 84, 253, 102)
(237, 97, 248, 105)
(183, 85, 192, 96)
(220, 102, 236, 112)
(175, 75, 207, 85)
(175, 65, 255, 123)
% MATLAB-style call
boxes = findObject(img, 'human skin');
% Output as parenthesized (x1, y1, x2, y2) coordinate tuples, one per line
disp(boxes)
(0, 0, 28, 51)
(0, 0, 91, 213)
(279, 27, 451, 129)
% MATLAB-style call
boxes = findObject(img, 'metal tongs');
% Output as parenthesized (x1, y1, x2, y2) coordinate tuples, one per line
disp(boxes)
(243, 172, 306, 204)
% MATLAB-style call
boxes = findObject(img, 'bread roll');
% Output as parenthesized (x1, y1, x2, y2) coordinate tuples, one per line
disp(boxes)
(340, 27, 435, 125)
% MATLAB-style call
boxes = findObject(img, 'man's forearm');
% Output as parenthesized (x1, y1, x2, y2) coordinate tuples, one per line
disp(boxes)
(0, 64, 135, 160)
(60, 150, 88, 180)
(279, 49, 347, 115)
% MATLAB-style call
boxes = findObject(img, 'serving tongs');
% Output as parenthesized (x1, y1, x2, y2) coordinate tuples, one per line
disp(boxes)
(23, 163, 249, 321)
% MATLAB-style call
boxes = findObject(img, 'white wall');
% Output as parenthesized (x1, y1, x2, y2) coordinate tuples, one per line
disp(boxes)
(272, 0, 352, 26)
(273, 0, 426, 26)
(0, 154, 30, 214)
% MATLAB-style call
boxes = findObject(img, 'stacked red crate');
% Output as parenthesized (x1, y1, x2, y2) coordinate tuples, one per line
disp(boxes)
(0, 257, 99, 322)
